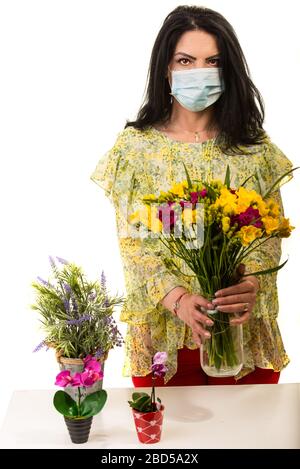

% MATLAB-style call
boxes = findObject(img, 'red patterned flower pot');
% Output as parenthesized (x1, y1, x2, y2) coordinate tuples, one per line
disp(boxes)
(132, 405, 164, 444)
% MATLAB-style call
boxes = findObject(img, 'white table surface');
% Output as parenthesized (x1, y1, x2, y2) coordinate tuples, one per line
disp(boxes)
(1, 384, 300, 449)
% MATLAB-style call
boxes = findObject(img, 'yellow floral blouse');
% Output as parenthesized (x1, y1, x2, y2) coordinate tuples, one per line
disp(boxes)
(90, 125, 293, 382)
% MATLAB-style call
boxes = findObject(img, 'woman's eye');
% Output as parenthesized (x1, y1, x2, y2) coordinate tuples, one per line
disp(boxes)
(178, 58, 191, 65)
(208, 58, 220, 66)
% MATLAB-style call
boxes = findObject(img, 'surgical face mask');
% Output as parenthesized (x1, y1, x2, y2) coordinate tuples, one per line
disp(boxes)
(169, 67, 225, 112)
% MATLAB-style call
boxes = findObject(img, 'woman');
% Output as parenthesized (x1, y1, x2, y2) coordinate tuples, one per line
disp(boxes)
(90, 5, 293, 386)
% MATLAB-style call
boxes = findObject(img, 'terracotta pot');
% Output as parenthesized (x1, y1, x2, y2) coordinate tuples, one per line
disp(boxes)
(64, 416, 93, 444)
(132, 405, 164, 444)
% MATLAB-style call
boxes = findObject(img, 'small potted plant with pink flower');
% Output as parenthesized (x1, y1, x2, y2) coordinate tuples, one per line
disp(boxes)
(31, 256, 124, 399)
(54, 355, 107, 444)
(128, 352, 167, 444)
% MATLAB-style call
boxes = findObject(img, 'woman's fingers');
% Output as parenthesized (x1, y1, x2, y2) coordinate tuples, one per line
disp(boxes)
(215, 279, 255, 297)
(230, 311, 250, 325)
(213, 293, 255, 308)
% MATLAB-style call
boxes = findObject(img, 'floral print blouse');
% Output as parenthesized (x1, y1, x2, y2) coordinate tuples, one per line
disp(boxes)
(90, 125, 293, 382)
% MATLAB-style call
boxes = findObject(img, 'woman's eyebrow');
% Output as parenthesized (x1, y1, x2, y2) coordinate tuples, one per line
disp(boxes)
(174, 52, 220, 60)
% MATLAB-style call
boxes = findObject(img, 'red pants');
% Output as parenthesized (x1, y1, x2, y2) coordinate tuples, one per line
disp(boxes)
(132, 347, 280, 387)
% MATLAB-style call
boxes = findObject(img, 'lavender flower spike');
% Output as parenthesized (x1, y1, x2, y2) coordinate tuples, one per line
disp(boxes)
(66, 315, 91, 326)
(63, 283, 72, 295)
(37, 276, 50, 287)
(48, 255, 56, 269)
(101, 270, 107, 291)
(56, 256, 69, 265)
(33, 340, 46, 353)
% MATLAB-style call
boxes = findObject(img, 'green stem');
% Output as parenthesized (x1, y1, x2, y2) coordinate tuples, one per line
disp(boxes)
(77, 387, 82, 416)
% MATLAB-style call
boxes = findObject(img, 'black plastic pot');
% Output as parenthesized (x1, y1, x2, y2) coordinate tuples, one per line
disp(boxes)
(64, 416, 93, 444)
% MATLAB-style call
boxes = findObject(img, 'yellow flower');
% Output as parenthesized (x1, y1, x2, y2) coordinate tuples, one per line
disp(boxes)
(262, 216, 280, 235)
(149, 205, 163, 233)
(239, 225, 262, 246)
(278, 218, 294, 238)
(235, 187, 262, 214)
(221, 216, 231, 233)
(266, 199, 280, 217)
(255, 199, 269, 217)
(128, 206, 151, 228)
(182, 208, 197, 226)
(215, 188, 237, 215)
(170, 180, 188, 198)
(142, 194, 158, 202)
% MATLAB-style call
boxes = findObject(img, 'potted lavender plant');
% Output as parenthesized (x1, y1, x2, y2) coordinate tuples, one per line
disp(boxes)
(31, 256, 124, 398)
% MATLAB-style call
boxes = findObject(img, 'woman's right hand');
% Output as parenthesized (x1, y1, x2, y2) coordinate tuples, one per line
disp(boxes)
(176, 293, 214, 346)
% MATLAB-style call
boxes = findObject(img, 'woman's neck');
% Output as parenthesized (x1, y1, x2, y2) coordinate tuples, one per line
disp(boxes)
(166, 102, 216, 132)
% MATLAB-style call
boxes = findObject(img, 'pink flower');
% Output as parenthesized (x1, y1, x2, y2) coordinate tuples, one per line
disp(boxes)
(83, 355, 101, 373)
(158, 204, 177, 230)
(80, 369, 103, 387)
(55, 370, 74, 387)
(190, 192, 199, 204)
(71, 372, 82, 387)
(151, 363, 168, 378)
(231, 206, 263, 229)
(179, 200, 192, 209)
(199, 188, 208, 198)
(153, 351, 167, 365)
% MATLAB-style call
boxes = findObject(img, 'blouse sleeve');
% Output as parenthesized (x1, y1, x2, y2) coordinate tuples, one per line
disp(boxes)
(244, 140, 294, 318)
(90, 129, 135, 206)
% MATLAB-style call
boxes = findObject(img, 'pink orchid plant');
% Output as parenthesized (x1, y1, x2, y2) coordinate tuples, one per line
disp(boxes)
(128, 352, 168, 413)
(53, 356, 107, 419)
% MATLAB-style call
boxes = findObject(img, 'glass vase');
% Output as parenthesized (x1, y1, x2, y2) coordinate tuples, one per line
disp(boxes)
(200, 308, 244, 377)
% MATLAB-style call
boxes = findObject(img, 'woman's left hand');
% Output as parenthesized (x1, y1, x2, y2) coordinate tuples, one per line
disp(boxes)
(207, 273, 260, 325)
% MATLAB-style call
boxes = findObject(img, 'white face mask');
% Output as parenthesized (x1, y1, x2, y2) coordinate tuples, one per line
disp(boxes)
(169, 67, 225, 112)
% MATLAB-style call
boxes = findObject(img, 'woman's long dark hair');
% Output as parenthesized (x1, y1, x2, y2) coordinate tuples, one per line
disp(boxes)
(125, 5, 266, 153)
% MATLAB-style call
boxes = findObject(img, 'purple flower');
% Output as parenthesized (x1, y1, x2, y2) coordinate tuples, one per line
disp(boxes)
(48, 255, 56, 269)
(153, 351, 167, 365)
(56, 256, 69, 265)
(63, 298, 70, 312)
(101, 270, 107, 291)
(33, 340, 46, 353)
(94, 348, 104, 359)
(88, 292, 96, 301)
(37, 276, 50, 287)
(66, 315, 91, 326)
(151, 363, 168, 379)
(63, 283, 72, 295)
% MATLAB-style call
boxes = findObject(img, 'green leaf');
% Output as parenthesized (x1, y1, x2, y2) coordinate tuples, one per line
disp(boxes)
(182, 162, 193, 189)
(224, 165, 231, 189)
(80, 390, 107, 417)
(128, 394, 152, 412)
(53, 391, 78, 417)
(131, 392, 148, 401)
(240, 174, 255, 187)
(243, 258, 289, 277)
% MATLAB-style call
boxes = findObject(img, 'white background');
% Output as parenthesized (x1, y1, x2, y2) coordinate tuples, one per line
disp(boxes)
(0, 0, 299, 427)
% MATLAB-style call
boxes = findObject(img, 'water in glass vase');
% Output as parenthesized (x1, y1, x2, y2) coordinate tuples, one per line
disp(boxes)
(200, 309, 244, 377)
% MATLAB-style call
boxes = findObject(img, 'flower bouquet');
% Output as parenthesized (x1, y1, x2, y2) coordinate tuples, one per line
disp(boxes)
(54, 355, 107, 443)
(128, 352, 167, 444)
(31, 256, 124, 395)
(129, 164, 295, 377)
